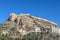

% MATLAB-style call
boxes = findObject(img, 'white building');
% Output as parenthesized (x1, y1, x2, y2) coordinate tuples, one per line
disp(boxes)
(17, 29, 27, 35)
(34, 27, 41, 32)
(51, 25, 58, 33)
(58, 28, 60, 35)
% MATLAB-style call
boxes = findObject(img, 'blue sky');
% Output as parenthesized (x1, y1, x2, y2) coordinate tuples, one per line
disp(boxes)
(0, 0, 60, 26)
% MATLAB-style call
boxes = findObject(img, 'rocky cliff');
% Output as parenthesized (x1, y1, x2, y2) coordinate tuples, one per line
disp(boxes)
(0, 13, 60, 40)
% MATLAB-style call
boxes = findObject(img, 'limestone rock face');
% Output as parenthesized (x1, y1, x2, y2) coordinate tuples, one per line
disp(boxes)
(16, 14, 36, 27)
(9, 13, 17, 21)
(6, 14, 36, 28)
(5, 13, 58, 28)
(4, 13, 59, 33)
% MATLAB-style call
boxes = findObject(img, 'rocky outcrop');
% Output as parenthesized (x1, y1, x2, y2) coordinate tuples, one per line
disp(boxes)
(4, 13, 59, 31)
(9, 13, 17, 21)
(2, 13, 60, 40)
(5, 13, 57, 27)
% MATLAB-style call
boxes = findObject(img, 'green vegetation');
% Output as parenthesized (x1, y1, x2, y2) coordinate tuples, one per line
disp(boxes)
(23, 32, 41, 40)
(10, 27, 17, 31)
(0, 34, 21, 40)
(22, 32, 60, 40)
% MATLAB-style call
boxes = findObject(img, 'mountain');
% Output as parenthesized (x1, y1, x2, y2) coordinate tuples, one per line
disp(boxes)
(0, 13, 60, 40)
